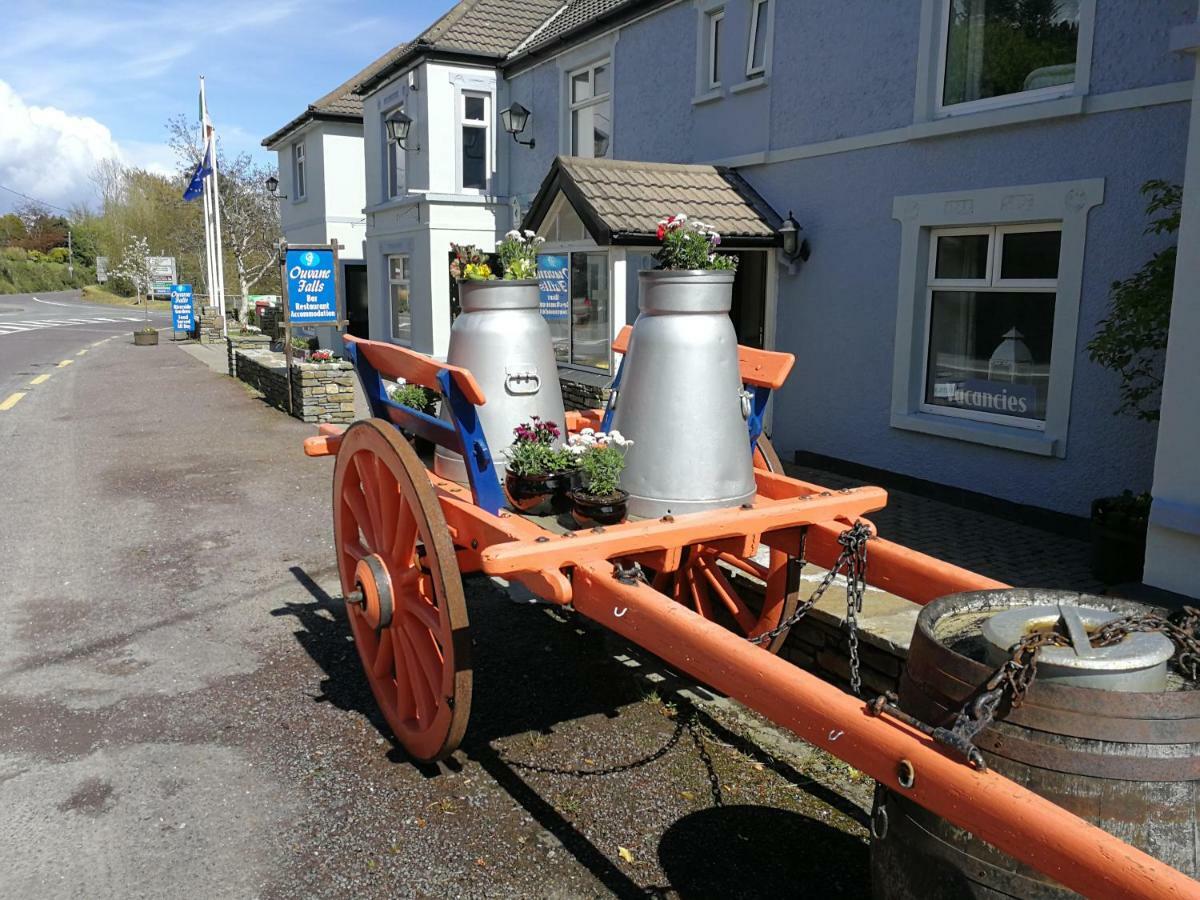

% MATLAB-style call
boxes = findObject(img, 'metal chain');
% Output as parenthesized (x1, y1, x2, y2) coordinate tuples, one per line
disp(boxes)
(750, 521, 872, 695)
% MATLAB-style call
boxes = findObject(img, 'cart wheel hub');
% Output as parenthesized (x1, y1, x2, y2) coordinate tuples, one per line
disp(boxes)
(354, 555, 394, 630)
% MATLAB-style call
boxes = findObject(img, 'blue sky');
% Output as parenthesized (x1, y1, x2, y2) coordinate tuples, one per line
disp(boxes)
(0, 0, 453, 214)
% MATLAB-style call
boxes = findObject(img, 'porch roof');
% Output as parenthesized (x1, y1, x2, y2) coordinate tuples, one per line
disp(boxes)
(522, 156, 785, 248)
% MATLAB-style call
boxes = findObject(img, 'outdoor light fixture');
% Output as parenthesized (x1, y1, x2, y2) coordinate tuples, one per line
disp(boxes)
(500, 102, 535, 148)
(265, 175, 287, 199)
(779, 211, 810, 262)
(386, 111, 419, 152)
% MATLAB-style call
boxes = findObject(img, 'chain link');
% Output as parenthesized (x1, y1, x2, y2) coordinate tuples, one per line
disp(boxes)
(750, 521, 872, 695)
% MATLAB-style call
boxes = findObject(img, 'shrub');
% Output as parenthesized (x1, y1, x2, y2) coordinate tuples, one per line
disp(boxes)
(565, 429, 633, 497)
(654, 213, 737, 271)
(505, 417, 572, 477)
(390, 382, 439, 413)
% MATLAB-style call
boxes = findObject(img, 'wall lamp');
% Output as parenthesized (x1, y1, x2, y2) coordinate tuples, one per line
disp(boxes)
(500, 102, 535, 148)
(779, 210, 810, 262)
(386, 111, 420, 152)
(265, 175, 287, 199)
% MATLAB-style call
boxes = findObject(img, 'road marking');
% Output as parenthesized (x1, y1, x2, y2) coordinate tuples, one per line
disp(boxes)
(76, 348, 88, 355)
(91, 340, 106, 346)
(0, 392, 27, 411)
(57, 359, 73, 368)
(29, 374, 51, 385)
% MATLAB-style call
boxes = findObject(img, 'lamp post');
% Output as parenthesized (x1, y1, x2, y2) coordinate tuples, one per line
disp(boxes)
(265, 175, 287, 200)
(500, 102, 535, 148)
(386, 111, 419, 152)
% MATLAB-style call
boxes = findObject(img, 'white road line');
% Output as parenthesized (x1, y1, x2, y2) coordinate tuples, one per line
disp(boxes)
(32, 297, 77, 307)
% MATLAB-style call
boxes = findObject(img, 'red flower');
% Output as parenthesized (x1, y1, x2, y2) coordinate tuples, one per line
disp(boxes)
(656, 224, 666, 241)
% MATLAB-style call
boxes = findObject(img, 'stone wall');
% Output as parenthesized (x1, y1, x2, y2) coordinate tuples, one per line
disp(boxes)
(234, 348, 355, 425)
(561, 374, 611, 412)
(260, 307, 282, 341)
(226, 333, 271, 377)
(197, 306, 225, 345)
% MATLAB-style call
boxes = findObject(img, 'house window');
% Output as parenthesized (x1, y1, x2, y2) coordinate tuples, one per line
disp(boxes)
(706, 8, 725, 89)
(569, 61, 611, 159)
(746, 0, 771, 77)
(940, 0, 1080, 110)
(541, 250, 610, 371)
(461, 92, 489, 191)
(922, 224, 1061, 428)
(385, 107, 404, 199)
(388, 254, 411, 343)
(292, 142, 306, 199)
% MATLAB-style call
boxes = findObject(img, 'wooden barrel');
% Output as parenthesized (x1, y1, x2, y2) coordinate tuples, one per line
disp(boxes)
(870, 589, 1200, 898)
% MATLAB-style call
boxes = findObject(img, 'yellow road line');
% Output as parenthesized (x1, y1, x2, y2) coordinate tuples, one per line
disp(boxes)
(57, 359, 73, 368)
(29, 374, 51, 385)
(76, 348, 88, 356)
(0, 392, 27, 411)
(91, 340, 105, 347)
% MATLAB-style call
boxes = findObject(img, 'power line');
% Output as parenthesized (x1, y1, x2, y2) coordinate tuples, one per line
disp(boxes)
(0, 183, 75, 216)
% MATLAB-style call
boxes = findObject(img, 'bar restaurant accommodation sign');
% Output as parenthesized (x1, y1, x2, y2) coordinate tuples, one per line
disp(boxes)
(283, 244, 341, 325)
(170, 284, 194, 333)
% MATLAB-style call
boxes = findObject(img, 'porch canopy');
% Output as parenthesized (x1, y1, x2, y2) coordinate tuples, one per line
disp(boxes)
(521, 156, 785, 248)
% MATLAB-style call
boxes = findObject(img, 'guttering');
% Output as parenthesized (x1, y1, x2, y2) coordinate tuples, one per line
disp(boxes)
(355, 41, 506, 96)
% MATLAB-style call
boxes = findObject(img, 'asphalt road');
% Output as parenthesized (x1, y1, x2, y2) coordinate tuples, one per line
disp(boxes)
(0, 332, 870, 898)
(0, 290, 170, 404)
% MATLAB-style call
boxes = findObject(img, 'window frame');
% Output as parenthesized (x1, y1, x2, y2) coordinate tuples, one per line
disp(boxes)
(292, 141, 306, 200)
(706, 8, 725, 90)
(745, 0, 772, 79)
(918, 223, 1063, 432)
(889, 179, 1104, 458)
(387, 253, 411, 344)
(568, 59, 612, 159)
(459, 90, 491, 194)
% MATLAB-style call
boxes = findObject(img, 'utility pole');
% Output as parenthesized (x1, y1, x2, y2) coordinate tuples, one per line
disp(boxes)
(67, 229, 73, 278)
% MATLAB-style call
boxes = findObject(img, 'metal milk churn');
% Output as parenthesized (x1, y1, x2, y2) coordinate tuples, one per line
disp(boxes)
(610, 269, 756, 518)
(434, 279, 567, 483)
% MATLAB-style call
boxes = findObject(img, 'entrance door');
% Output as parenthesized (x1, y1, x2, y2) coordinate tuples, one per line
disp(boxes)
(344, 263, 369, 338)
(729, 250, 767, 349)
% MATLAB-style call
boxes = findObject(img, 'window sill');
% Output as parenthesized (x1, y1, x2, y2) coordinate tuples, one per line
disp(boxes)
(890, 410, 1058, 457)
(912, 94, 1084, 141)
(291, 196, 308, 206)
(730, 76, 768, 95)
(692, 88, 724, 106)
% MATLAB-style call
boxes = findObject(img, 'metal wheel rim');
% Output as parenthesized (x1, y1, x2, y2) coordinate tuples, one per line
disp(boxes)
(333, 419, 472, 762)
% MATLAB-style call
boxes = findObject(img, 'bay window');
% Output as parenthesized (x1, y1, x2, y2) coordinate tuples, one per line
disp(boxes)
(461, 92, 490, 192)
(388, 254, 411, 343)
(940, 0, 1081, 111)
(569, 61, 612, 159)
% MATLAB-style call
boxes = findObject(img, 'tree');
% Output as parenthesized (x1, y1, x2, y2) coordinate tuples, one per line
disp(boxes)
(110, 234, 156, 325)
(0, 214, 26, 246)
(14, 202, 69, 253)
(1087, 180, 1180, 423)
(166, 114, 280, 317)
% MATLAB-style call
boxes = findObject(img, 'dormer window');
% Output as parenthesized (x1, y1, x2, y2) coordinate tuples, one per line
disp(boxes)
(461, 91, 490, 192)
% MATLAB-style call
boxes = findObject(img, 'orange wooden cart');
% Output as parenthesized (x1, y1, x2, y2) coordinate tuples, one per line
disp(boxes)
(303, 332, 1199, 899)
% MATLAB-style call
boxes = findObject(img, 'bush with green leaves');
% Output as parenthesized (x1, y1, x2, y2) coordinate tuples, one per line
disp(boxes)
(497, 230, 544, 279)
(565, 429, 633, 498)
(390, 382, 439, 413)
(654, 213, 737, 272)
(1087, 180, 1180, 422)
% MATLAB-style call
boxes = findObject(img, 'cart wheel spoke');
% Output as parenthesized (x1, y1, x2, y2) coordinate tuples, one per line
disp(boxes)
(333, 419, 471, 761)
(699, 557, 758, 634)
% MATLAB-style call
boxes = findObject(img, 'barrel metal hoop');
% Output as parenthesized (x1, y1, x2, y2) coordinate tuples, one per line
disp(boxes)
(973, 727, 1200, 781)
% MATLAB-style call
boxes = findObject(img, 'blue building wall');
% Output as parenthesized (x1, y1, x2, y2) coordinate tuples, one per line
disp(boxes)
(502, 0, 1193, 516)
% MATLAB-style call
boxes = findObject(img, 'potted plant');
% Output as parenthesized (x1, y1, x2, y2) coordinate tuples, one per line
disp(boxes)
(310, 348, 336, 363)
(290, 335, 311, 361)
(390, 382, 441, 455)
(1090, 491, 1151, 585)
(566, 428, 634, 526)
(134, 326, 159, 346)
(503, 416, 575, 514)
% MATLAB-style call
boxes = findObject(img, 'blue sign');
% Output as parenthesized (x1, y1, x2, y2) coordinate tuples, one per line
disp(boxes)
(170, 284, 194, 331)
(537, 254, 569, 322)
(285, 247, 338, 324)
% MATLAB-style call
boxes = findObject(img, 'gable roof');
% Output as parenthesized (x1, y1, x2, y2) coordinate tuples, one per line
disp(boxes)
(355, 0, 565, 95)
(262, 43, 412, 147)
(523, 156, 784, 247)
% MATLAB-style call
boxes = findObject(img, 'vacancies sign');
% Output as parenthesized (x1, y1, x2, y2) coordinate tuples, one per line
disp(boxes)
(284, 246, 339, 324)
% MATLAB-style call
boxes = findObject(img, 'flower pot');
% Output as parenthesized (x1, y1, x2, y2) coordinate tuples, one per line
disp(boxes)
(570, 488, 629, 527)
(1090, 495, 1149, 585)
(133, 330, 158, 346)
(505, 470, 575, 515)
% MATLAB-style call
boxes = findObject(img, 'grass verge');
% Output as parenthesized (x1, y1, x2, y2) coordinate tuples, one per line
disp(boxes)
(81, 285, 171, 310)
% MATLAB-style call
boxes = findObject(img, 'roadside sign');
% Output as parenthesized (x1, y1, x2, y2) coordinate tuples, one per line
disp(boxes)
(96, 256, 109, 283)
(284, 247, 338, 324)
(170, 284, 194, 332)
(150, 256, 177, 296)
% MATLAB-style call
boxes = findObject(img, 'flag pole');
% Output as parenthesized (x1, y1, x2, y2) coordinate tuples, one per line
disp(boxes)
(209, 129, 228, 336)
(199, 76, 218, 319)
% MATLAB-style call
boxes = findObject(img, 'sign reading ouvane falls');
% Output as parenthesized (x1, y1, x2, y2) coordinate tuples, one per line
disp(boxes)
(284, 246, 339, 325)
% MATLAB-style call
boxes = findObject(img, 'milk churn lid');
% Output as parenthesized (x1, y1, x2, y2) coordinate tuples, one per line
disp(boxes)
(981, 603, 1175, 692)
(458, 279, 540, 313)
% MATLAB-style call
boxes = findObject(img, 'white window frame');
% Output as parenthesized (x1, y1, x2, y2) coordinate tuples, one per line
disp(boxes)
(918, 223, 1063, 432)
(384, 106, 405, 200)
(890, 179, 1104, 458)
(706, 8, 725, 90)
(387, 253, 411, 344)
(917, 0, 1096, 121)
(745, 0, 772, 79)
(568, 59, 612, 159)
(292, 141, 306, 200)
(459, 91, 491, 194)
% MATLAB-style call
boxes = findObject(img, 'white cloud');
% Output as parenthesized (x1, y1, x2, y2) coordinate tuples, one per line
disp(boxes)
(0, 80, 176, 214)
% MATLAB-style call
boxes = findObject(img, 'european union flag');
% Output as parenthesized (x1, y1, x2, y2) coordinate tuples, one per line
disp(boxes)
(182, 141, 213, 202)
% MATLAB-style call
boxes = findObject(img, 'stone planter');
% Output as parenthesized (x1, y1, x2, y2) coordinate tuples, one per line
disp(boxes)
(226, 333, 271, 377)
(133, 330, 159, 346)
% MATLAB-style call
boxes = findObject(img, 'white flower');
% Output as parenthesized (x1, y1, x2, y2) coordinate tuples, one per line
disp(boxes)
(523, 229, 536, 239)
(675, 212, 688, 223)
(580, 428, 595, 436)
(608, 430, 627, 446)
(504, 229, 521, 240)
(533, 235, 546, 245)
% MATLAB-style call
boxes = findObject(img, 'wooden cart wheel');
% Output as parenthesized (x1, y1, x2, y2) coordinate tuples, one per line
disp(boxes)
(332, 419, 471, 762)
(653, 436, 799, 654)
